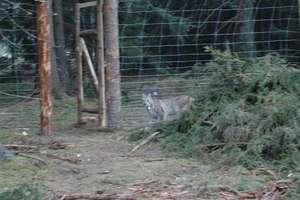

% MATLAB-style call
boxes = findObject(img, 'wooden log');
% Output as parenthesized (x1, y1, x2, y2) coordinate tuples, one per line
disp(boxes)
(97, 0, 107, 127)
(75, 3, 84, 123)
(36, 0, 53, 135)
(80, 38, 100, 93)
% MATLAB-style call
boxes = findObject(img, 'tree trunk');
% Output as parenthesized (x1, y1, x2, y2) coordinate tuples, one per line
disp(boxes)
(237, 0, 256, 58)
(49, 0, 66, 99)
(104, 0, 121, 128)
(36, 0, 53, 135)
(53, 0, 70, 91)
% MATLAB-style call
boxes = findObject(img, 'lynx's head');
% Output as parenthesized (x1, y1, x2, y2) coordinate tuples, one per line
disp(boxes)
(142, 91, 158, 111)
(142, 91, 160, 121)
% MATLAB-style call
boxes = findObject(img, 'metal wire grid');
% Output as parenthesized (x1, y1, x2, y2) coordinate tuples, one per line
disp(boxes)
(0, 1, 299, 131)
(0, 1, 40, 133)
(117, 0, 300, 128)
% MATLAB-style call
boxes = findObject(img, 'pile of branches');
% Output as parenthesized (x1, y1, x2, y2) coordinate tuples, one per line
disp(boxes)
(159, 49, 300, 168)
(219, 179, 295, 200)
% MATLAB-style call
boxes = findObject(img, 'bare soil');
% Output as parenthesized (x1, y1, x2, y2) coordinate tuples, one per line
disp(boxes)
(43, 127, 211, 199)
(1, 124, 288, 200)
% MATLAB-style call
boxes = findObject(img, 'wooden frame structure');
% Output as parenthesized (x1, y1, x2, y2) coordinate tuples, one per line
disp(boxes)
(75, 0, 107, 127)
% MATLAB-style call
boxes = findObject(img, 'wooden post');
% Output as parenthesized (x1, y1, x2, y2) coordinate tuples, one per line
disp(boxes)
(75, 3, 84, 124)
(97, 0, 107, 127)
(103, 0, 121, 128)
(36, 0, 53, 135)
(298, 0, 300, 27)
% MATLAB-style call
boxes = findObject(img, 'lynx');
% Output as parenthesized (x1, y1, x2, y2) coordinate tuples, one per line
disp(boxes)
(142, 92, 194, 124)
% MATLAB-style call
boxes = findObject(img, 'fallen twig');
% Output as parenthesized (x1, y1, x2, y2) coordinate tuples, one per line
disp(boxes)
(45, 153, 81, 164)
(130, 132, 161, 154)
(58, 192, 135, 200)
(143, 158, 164, 162)
(16, 152, 47, 165)
(85, 127, 116, 133)
(252, 168, 278, 180)
(48, 141, 76, 150)
(219, 179, 295, 200)
(131, 180, 157, 187)
(5, 144, 38, 151)
(201, 142, 248, 152)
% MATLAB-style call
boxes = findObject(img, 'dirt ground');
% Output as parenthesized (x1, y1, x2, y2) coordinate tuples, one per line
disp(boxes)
(43, 127, 212, 199)
(35, 124, 286, 200)
(1, 123, 283, 199)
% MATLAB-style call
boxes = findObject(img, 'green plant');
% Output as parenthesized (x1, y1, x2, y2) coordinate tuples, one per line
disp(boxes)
(145, 49, 300, 169)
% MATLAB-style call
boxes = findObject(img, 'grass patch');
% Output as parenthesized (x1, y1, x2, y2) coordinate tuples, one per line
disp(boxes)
(0, 157, 49, 188)
(0, 130, 33, 144)
(0, 183, 52, 200)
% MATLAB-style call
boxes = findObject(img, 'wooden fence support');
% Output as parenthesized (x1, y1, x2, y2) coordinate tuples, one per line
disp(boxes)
(80, 38, 99, 93)
(104, 0, 121, 128)
(36, 0, 53, 135)
(75, 3, 84, 124)
(75, 0, 110, 127)
(97, 0, 107, 127)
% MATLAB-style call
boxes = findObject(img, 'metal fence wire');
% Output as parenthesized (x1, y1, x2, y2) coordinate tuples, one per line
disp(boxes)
(0, 1, 39, 132)
(0, 0, 299, 132)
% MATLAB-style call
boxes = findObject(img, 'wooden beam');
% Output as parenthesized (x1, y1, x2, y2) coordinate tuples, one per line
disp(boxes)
(80, 29, 97, 37)
(81, 107, 99, 114)
(80, 38, 99, 93)
(78, 1, 97, 9)
(75, 3, 84, 124)
(36, 0, 53, 135)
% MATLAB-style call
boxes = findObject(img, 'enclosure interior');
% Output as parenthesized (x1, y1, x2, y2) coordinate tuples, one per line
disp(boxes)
(0, 0, 299, 132)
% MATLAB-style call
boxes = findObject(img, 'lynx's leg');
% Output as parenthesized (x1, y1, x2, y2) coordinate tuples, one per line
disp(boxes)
(162, 110, 168, 121)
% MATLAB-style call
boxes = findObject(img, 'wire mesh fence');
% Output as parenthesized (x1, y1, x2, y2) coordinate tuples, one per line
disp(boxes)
(0, 0, 299, 132)
(118, 0, 300, 128)
(0, 1, 40, 133)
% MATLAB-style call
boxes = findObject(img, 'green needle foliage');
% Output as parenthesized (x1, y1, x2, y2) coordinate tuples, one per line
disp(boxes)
(158, 48, 300, 169)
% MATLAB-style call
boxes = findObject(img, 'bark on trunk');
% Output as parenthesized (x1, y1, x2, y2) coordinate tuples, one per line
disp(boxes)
(97, 0, 107, 127)
(237, 0, 256, 58)
(53, 0, 70, 91)
(49, 0, 66, 99)
(36, 0, 53, 135)
(298, 0, 300, 27)
(103, 0, 121, 128)
(75, 3, 84, 124)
